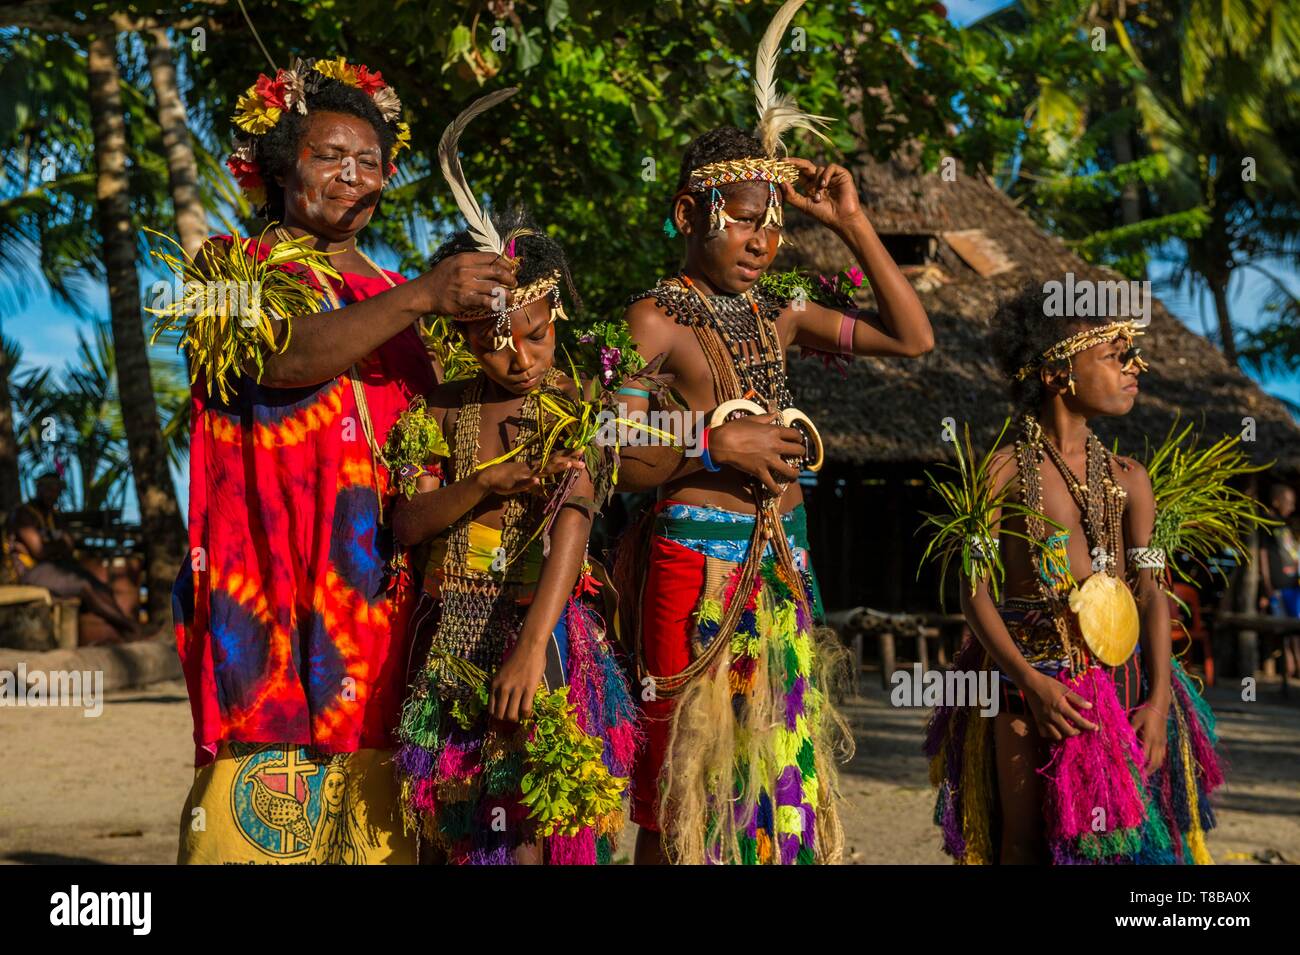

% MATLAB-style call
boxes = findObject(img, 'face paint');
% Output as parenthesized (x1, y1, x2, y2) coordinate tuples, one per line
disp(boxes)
(281, 111, 385, 239)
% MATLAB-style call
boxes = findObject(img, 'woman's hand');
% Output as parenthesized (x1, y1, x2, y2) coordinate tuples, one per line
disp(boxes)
(780, 157, 863, 229)
(421, 251, 518, 316)
(490, 640, 548, 722)
(1023, 671, 1099, 741)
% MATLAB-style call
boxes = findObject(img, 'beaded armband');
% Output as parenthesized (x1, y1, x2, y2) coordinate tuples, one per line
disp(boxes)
(1126, 546, 1166, 571)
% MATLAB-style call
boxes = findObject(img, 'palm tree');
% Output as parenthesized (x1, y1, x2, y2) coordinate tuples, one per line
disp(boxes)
(1123, 0, 1300, 365)
(146, 27, 208, 258)
(975, 0, 1300, 366)
(86, 29, 186, 623)
(0, 333, 23, 513)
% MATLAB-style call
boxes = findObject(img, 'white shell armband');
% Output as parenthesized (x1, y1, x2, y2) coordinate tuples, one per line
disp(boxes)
(969, 534, 1000, 561)
(1127, 546, 1166, 571)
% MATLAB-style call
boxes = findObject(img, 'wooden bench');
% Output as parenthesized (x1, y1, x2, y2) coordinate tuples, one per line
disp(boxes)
(0, 586, 79, 651)
(1214, 612, 1298, 698)
(826, 607, 961, 690)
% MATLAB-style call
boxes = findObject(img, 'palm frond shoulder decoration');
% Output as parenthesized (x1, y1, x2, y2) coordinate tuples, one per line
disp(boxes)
(145, 223, 341, 403)
(917, 418, 1066, 605)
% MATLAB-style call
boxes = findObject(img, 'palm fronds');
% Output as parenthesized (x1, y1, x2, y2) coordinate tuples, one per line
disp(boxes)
(145, 223, 341, 403)
(917, 418, 1065, 605)
(419, 315, 480, 382)
(382, 397, 451, 499)
(1144, 421, 1278, 582)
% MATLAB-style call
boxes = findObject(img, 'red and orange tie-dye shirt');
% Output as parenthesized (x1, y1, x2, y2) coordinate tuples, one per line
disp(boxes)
(173, 238, 433, 766)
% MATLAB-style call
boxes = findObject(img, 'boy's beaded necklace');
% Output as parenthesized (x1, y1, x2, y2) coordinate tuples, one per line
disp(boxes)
(631, 274, 792, 410)
(432, 370, 558, 681)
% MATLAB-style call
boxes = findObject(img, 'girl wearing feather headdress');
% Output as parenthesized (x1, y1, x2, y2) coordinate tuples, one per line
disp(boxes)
(168, 57, 518, 865)
(390, 92, 639, 865)
(611, 0, 933, 865)
(921, 283, 1246, 865)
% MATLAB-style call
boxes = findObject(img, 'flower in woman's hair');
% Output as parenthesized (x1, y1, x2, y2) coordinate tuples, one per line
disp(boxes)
(846, 266, 864, 288)
(371, 85, 402, 122)
(353, 64, 387, 95)
(280, 66, 309, 115)
(254, 73, 287, 111)
(233, 81, 283, 134)
(226, 154, 263, 187)
(390, 121, 412, 160)
(313, 55, 359, 86)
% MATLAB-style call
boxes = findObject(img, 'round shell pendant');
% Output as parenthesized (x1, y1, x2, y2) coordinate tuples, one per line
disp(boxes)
(1067, 573, 1140, 666)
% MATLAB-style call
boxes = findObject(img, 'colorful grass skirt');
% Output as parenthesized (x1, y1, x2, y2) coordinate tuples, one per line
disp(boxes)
(395, 596, 639, 864)
(634, 501, 849, 864)
(924, 633, 1225, 865)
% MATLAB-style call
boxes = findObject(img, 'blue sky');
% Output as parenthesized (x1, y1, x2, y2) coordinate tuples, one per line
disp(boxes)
(5, 0, 1297, 519)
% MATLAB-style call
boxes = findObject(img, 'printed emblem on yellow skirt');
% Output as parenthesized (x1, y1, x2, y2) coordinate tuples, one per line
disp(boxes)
(177, 743, 415, 864)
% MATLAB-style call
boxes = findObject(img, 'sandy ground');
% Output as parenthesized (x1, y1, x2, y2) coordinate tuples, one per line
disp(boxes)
(1, 674, 1296, 865)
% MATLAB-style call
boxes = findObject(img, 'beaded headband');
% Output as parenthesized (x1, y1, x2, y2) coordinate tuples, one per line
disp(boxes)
(227, 56, 410, 211)
(458, 271, 567, 353)
(1013, 320, 1150, 383)
(686, 158, 803, 191)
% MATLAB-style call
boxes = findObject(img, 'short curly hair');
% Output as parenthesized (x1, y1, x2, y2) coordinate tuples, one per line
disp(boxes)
(669, 126, 770, 221)
(428, 204, 581, 316)
(991, 282, 1111, 410)
(253, 80, 397, 221)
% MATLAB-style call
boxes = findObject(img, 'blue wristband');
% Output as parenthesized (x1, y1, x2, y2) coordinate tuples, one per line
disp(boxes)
(700, 426, 722, 472)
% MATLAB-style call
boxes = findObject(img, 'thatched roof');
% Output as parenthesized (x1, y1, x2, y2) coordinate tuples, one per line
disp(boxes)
(779, 155, 1300, 474)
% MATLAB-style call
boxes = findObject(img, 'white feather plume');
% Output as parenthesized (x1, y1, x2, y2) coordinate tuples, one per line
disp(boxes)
(753, 0, 832, 156)
(437, 87, 519, 254)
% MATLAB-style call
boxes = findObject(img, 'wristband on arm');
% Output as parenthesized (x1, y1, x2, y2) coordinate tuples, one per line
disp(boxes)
(699, 425, 722, 472)
(838, 312, 856, 356)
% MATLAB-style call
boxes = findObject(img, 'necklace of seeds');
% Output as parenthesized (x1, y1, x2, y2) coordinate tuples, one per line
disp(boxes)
(1016, 415, 1130, 666)
(636, 277, 792, 408)
(431, 370, 554, 680)
(1038, 430, 1125, 576)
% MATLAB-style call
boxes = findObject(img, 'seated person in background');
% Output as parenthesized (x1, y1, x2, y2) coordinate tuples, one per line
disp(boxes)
(8, 470, 140, 642)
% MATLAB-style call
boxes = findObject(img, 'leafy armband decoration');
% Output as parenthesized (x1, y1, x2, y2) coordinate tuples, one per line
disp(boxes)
(917, 418, 1065, 605)
(381, 397, 451, 499)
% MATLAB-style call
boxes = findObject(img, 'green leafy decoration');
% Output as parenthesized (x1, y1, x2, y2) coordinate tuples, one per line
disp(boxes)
(382, 396, 450, 500)
(917, 418, 1066, 606)
(1143, 422, 1278, 585)
(424, 648, 626, 838)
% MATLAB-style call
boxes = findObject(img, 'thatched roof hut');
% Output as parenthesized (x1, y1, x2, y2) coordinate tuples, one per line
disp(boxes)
(773, 153, 1299, 613)
(780, 154, 1300, 473)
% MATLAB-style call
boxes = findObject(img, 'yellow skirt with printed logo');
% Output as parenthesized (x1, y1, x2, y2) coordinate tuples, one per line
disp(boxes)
(177, 742, 415, 865)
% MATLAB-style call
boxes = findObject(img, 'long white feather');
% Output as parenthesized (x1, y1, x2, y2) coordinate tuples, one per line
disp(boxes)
(752, 0, 832, 156)
(437, 87, 519, 253)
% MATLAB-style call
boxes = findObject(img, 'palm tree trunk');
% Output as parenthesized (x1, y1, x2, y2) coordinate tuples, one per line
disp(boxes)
(1109, 126, 1142, 226)
(1210, 275, 1239, 367)
(0, 333, 21, 515)
(87, 33, 185, 627)
(147, 28, 207, 258)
